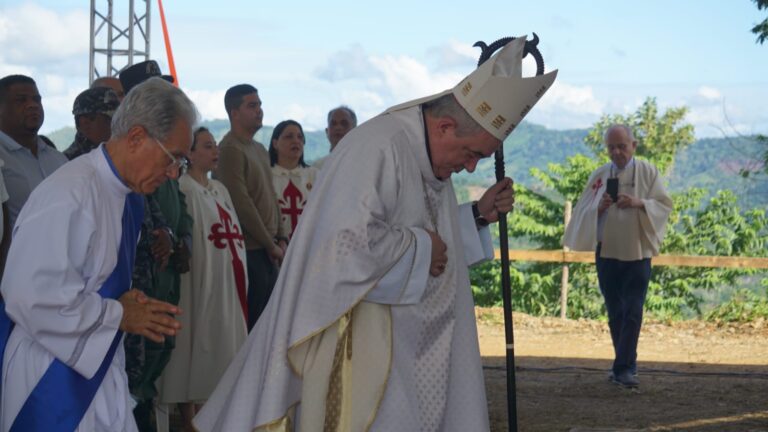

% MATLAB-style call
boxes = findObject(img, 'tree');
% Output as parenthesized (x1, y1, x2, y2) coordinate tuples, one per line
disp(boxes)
(750, 1, 768, 174)
(470, 98, 768, 320)
(752, 0, 768, 44)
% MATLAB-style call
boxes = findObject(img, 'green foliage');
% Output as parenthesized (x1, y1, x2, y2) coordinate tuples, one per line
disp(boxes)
(705, 288, 768, 323)
(752, 0, 768, 44)
(652, 189, 768, 317)
(583, 98, 694, 175)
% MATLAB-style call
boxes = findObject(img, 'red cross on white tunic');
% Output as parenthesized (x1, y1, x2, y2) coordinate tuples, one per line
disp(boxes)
(278, 180, 305, 235)
(208, 202, 248, 322)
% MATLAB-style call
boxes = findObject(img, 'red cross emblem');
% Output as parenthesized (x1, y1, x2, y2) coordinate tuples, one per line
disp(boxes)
(208, 202, 247, 322)
(589, 178, 604, 204)
(278, 180, 306, 236)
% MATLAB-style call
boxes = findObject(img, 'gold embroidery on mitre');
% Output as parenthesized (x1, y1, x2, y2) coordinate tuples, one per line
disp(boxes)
(476, 101, 492, 117)
(519, 104, 532, 118)
(491, 114, 506, 129)
(504, 123, 517, 136)
(461, 81, 473, 96)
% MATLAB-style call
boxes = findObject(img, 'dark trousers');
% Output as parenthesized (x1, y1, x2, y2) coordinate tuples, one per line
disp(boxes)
(595, 244, 652, 374)
(246, 248, 278, 331)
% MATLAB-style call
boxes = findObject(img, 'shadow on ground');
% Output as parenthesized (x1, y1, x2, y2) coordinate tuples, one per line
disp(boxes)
(483, 356, 768, 432)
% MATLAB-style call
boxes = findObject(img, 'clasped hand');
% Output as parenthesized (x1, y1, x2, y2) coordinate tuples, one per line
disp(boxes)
(119, 289, 182, 343)
(599, 192, 643, 214)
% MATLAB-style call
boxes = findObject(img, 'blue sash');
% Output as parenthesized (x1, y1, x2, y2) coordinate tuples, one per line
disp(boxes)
(0, 148, 144, 431)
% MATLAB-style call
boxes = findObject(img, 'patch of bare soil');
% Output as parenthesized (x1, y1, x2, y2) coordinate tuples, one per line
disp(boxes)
(476, 307, 768, 432)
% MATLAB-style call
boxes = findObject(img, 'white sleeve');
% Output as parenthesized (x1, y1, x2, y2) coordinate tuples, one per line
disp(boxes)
(364, 227, 431, 305)
(1, 202, 123, 379)
(457, 203, 494, 266)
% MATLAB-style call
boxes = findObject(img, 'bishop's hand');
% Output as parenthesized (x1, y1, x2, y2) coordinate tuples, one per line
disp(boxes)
(477, 177, 515, 223)
(427, 230, 448, 277)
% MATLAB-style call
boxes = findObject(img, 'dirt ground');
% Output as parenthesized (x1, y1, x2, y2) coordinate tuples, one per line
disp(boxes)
(476, 307, 768, 432)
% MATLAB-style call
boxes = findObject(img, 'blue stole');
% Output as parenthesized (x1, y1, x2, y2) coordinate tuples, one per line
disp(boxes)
(0, 147, 144, 431)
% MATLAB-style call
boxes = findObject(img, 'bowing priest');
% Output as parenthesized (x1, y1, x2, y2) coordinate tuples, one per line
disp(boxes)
(195, 36, 557, 432)
(563, 124, 672, 388)
(0, 77, 197, 431)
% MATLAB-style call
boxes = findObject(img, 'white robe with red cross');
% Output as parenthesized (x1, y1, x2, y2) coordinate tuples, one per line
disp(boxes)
(158, 175, 248, 404)
(271, 165, 318, 239)
(563, 159, 673, 260)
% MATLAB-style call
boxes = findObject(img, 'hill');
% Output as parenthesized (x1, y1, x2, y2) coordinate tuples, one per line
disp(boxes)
(44, 121, 766, 209)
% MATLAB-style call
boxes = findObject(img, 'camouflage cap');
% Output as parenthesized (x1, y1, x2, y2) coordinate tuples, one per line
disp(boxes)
(72, 87, 120, 117)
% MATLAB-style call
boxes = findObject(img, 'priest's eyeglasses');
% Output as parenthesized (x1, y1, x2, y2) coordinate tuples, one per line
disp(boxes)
(152, 137, 188, 173)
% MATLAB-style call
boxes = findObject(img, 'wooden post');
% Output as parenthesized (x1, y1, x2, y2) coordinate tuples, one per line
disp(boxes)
(560, 201, 572, 320)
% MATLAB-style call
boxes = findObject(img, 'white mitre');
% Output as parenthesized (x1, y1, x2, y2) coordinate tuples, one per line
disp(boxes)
(386, 35, 558, 140)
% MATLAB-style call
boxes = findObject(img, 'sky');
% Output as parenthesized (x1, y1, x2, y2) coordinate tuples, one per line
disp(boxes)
(1, 0, 766, 138)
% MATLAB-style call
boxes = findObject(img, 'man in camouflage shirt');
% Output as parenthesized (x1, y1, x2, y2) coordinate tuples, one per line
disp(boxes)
(63, 86, 119, 160)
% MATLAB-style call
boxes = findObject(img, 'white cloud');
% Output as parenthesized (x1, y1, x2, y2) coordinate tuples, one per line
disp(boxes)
(697, 86, 722, 101)
(427, 40, 478, 69)
(528, 81, 605, 129)
(312, 45, 611, 131)
(314, 45, 374, 82)
(539, 82, 603, 114)
(0, 4, 89, 64)
(339, 89, 384, 109)
(183, 88, 227, 121)
(368, 54, 462, 102)
(278, 103, 326, 131)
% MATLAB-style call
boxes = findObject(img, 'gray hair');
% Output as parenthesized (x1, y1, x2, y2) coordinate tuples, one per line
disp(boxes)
(422, 93, 483, 137)
(604, 124, 635, 142)
(326, 105, 357, 127)
(111, 77, 198, 140)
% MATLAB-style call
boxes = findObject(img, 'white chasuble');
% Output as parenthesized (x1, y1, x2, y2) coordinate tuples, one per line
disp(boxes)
(194, 105, 494, 432)
(158, 175, 248, 404)
(271, 165, 318, 239)
(563, 159, 673, 260)
(1, 148, 137, 431)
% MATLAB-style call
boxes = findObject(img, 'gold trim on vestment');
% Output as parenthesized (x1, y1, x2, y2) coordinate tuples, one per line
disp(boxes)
(286, 229, 416, 376)
(362, 306, 393, 432)
(252, 404, 297, 432)
(323, 310, 353, 432)
(277, 228, 414, 430)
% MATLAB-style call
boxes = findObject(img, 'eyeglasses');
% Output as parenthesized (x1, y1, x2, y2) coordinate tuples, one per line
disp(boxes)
(152, 137, 188, 173)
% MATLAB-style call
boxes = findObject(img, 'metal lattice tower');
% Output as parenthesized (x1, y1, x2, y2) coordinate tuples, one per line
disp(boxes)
(89, 0, 151, 84)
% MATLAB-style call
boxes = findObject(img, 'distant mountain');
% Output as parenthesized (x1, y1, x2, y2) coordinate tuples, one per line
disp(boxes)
(44, 120, 766, 209)
(44, 127, 76, 151)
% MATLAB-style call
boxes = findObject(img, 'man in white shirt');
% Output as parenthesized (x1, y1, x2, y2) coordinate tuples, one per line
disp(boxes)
(0, 74, 68, 278)
(563, 124, 673, 388)
(0, 78, 197, 431)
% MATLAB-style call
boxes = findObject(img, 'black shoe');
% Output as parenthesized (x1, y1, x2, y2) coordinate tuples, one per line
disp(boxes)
(611, 370, 639, 388)
(608, 369, 638, 381)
